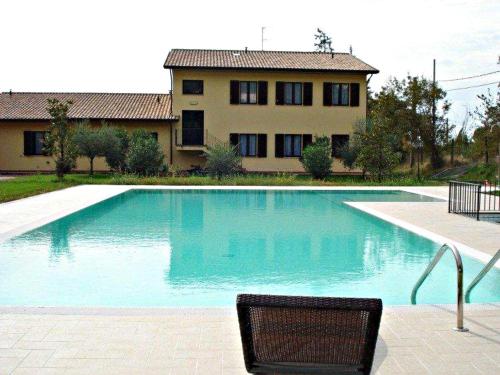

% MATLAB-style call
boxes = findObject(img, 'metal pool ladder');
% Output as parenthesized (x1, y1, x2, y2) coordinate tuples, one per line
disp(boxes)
(411, 243, 468, 332)
(465, 249, 500, 303)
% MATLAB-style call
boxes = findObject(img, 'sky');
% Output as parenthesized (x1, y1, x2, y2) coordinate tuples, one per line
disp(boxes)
(1, 0, 498, 131)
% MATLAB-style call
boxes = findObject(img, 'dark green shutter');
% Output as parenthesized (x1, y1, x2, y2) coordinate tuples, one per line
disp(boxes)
(24, 131, 35, 155)
(350, 83, 360, 106)
(303, 82, 313, 106)
(229, 133, 239, 146)
(275, 82, 284, 105)
(258, 81, 268, 105)
(302, 134, 313, 149)
(230, 80, 239, 104)
(323, 82, 332, 106)
(257, 134, 267, 157)
(275, 134, 284, 157)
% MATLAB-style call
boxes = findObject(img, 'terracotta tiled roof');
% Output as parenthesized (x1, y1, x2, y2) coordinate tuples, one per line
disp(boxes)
(164, 49, 379, 73)
(0, 92, 176, 121)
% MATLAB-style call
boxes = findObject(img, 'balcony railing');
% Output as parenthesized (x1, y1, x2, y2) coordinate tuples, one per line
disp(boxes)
(175, 129, 225, 149)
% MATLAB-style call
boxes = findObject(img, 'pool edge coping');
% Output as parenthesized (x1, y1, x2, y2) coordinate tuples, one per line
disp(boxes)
(345, 201, 500, 268)
(0, 303, 498, 316)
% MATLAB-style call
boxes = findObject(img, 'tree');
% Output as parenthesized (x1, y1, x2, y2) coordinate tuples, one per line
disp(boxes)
(44, 99, 78, 178)
(314, 28, 333, 53)
(127, 129, 164, 176)
(355, 118, 401, 182)
(370, 75, 449, 170)
(103, 126, 129, 172)
(473, 90, 499, 164)
(300, 136, 333, 179)
(73, 121, 107, 175)
(204, 142, 242, 179)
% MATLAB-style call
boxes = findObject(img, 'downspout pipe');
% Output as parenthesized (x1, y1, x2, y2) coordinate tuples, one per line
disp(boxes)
(366, 74, 373, 119)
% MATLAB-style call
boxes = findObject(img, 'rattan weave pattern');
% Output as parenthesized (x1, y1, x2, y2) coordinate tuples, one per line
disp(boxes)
(237, 294, 382, 374)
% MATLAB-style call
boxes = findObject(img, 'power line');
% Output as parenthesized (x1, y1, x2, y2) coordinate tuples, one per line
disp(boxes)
(439, 70, 500, 82)
(446, 81, 499, 92)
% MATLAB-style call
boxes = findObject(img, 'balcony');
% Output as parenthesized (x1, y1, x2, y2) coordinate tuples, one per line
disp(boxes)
(175, 128, 206, 151)
(175, 129, 225, 151)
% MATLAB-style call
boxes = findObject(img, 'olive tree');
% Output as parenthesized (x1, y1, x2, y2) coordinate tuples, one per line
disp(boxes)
(44, 99, 78, 178)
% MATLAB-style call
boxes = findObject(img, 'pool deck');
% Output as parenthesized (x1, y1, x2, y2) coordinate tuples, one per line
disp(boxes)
(0, 304, 498, 374)
(0, 185, 499, 374)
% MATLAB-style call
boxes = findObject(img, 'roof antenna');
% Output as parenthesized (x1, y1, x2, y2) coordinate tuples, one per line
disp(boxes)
(349, 45, 353, 55)
(261, 26, 267, 51)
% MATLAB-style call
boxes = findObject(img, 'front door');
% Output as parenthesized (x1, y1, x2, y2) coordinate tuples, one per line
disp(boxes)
(182, 110, 204, 146)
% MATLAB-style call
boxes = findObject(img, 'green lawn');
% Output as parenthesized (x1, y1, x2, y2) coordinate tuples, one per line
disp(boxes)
(0, 173, 445, 203)
(459, 163, 498, 182)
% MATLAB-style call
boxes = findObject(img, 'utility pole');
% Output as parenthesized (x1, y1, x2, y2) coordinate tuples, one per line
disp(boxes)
(431, 59, 437, 168)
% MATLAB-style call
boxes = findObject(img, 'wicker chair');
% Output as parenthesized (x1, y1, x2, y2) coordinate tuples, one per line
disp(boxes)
(237, 294, 382, 374)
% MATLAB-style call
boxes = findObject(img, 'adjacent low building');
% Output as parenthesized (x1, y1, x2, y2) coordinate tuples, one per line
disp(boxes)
(0, 49, 378, 173)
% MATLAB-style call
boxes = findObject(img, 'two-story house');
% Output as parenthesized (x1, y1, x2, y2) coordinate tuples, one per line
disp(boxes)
(0, 49, 378, 173)
(166, 49, 378, 173)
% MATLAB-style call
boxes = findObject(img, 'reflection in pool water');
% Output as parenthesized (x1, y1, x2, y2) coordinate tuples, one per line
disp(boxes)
(0, 189, 498, 306)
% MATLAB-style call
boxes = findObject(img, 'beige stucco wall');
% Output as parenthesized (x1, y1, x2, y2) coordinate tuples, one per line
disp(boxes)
(0, 120, 172, 172)
(171, 69, 368, 172)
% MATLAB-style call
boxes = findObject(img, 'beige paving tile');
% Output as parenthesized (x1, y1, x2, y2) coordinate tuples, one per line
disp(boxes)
(0, 348, 31, 359)
(12, 368, 66, 375)
(0, 356, 24, 373)
(18, 349, 54, 368)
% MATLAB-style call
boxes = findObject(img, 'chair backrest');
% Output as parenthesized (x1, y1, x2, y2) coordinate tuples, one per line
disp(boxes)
(237, 294, 382, 374)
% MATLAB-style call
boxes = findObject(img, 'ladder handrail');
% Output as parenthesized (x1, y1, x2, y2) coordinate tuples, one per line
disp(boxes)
(411, 243, 468, 332)
(465, 250, 500, 303)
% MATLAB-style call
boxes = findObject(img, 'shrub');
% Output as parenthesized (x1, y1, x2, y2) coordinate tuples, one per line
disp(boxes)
(300, 136, 333, 179)
(204, 143, 242, 179)
(103, 126, 129, 172)
(127, 129, 164, 176)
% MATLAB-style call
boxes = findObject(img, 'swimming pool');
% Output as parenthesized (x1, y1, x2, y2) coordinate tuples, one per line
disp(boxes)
(0, 189, 498, 307)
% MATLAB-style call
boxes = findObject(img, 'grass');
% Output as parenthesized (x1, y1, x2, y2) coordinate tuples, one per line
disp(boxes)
(459, 163, 498, 182)
(0, 173, 445, 204)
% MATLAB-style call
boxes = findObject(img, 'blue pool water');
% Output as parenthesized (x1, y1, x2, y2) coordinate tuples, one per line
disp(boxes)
(0, 189, 498, 307)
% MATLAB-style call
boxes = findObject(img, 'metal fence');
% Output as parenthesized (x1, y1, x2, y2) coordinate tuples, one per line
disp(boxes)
(449, 180, 500, 222)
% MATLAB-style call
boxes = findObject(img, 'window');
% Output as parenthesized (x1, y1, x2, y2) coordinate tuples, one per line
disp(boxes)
(230, 133, 267, 157)
(239, 81, 258, 104)
(275, 134, 312, 158)
(284, 135, 301, 156)
(324, 83, 355, 106)
(230, 81, 268, 105)
(332, 83, 349, 106)
(150, 132, 158, 141)
(331, 134, 350, 157)
(182, 80, 203, 95)
(24, 131, 47, 156)
(283, 82, 303, 105)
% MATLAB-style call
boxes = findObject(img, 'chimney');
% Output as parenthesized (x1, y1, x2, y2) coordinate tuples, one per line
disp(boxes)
(9, 89, 12, 96)
(245, 46, 248, 53)
(157, 95, 160, 104)
(331, 52, 334, 59)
